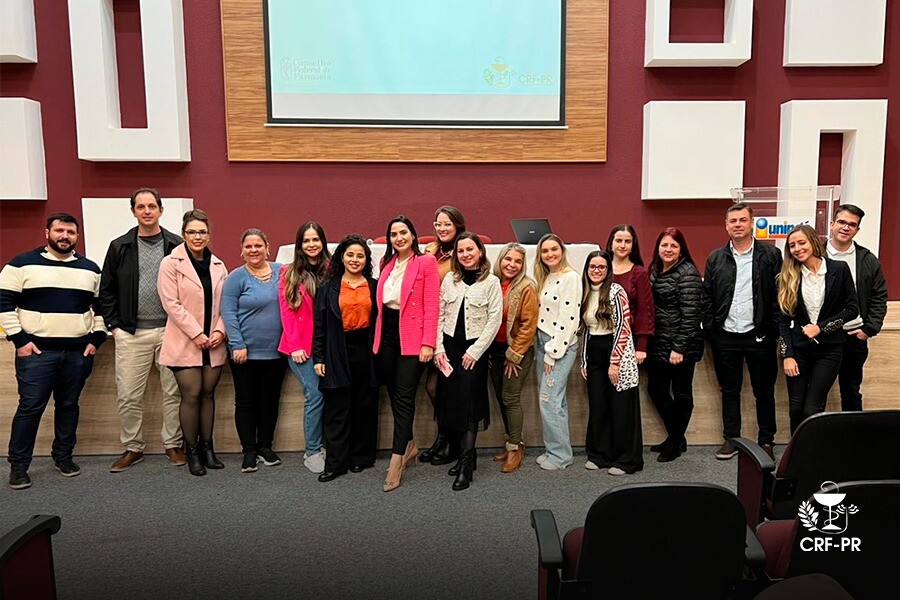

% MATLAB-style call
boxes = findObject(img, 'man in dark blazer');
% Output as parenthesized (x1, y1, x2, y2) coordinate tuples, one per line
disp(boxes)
(826, 204, 888, 411)
(704, 203, 782, 461)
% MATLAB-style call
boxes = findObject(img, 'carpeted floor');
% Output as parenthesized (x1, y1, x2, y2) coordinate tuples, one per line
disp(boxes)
(2, 446, 744, 600)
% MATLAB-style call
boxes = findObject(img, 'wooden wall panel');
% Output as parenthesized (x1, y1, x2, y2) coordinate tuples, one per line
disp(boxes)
(2, 328, 899, 457)
(221, 0, 608, 162)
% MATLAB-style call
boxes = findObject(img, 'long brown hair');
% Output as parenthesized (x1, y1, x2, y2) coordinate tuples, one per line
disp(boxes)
(778, 224, 826, 316)
(581, 250, 614, 329)
(284, 222, 331, 309)
(451, 232, 491, 282)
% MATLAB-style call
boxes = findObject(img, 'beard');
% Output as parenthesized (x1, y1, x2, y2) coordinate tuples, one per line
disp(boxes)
(47, 237, 74, 254)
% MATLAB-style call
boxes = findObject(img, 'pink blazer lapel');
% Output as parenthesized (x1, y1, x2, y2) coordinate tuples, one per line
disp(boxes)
(400, 255, 418, 309)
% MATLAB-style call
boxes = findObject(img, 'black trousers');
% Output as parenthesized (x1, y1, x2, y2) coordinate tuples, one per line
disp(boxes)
(645, 359, 695, 444)
(376, 308, 425, 455)
(838, 335, 868, 412)
(230, 357, 287, 453)
(322, 330, 379, 472)
(711, 331, 777, 445)
(584, 335, 643, 473)
(787, 343, 842, 434)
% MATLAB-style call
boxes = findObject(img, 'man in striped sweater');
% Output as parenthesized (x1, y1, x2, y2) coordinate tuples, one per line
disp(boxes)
(0, 213, 107, 490)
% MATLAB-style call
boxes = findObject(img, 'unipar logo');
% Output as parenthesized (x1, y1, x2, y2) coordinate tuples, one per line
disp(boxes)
(754, 217, 812, 240)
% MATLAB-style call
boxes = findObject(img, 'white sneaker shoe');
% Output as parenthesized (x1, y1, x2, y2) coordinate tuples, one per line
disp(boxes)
(607, 467, 626, 476)
(536, 453, 549, 465)
(584, 460, 600, 470)
(303, 451, 325, 474)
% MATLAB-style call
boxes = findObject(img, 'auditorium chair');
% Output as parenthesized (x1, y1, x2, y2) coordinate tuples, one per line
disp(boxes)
(751, 574, 853, 600)
(530, 483, 766, 600)
(0, 515, 61, 600)
(754, 480, 899, 600)
(731, 410, 900, 526)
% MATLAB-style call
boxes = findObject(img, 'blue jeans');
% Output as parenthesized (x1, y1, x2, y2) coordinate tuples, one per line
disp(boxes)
(534, 330, 577, 468)
(8, 349, 95, 470)
(287, 358, 324, 455)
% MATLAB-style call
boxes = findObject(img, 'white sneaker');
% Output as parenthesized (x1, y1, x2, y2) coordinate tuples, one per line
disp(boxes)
(303, 451, 325, 474)
(539, 460, 560, 471)
(536, 453, 549, 465)
(607, 467, 626, 476)
(584, 460, 600, 470)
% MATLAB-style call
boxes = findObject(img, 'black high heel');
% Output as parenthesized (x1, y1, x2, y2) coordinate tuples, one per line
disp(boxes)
(448, 450, 478, 476)
(185, 444, 206, 477)
(452, 450, 475, 491)
(200, 439, 224, 469)
(419, 434, 446, 464)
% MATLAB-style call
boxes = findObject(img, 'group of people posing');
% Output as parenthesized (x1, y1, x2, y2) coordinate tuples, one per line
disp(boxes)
(1, 191, 887, 492)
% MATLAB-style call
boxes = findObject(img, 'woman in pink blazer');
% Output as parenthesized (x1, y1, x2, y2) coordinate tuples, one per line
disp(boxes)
(158, 210, 229, 476)
(374, 215, 440, 492)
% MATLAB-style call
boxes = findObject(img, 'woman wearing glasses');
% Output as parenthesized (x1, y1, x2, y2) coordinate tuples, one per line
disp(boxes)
(579, 250, 642, 475)
(421, 205, 467, 467)
(158, 210, 229, 476)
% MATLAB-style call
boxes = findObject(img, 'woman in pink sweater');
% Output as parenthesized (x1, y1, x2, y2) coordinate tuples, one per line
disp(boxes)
(158, 210, 228, 476)
(374, 216, 440, 492)
(279, 222, 331, 474)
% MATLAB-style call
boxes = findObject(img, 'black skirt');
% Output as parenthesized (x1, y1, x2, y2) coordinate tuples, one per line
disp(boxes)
(437, 332, 491, 433)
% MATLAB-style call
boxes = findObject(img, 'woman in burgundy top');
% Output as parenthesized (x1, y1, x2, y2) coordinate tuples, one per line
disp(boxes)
(606, 224, 655, 362)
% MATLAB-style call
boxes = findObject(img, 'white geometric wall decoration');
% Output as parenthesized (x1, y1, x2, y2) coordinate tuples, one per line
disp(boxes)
(642, 101, 746, 200)
(784, 0, 886, 67)
(644, 0, 753, 67)
(0, 0, 37, 63)
(82, 197, 193, 266)
(68, 0, 191, 161)
(0, 98, 46, 200)
(779, 100, 888, 253)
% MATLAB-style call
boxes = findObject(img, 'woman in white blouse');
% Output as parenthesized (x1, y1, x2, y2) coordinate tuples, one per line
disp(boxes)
(434, 233, 503, 490)
(532, 234, 582, 470)
(778, 225, 858, 433)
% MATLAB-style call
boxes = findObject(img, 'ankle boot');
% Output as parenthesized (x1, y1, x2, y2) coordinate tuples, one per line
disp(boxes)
(419, 434, 446, 464)
(430, 434, 459, 466)
(448, 450, 478, 476)
(201, 439, 224, 469)
(452, 450, 475, 491)
(185, 444, 206, 477)
(502, 442, 525, 473)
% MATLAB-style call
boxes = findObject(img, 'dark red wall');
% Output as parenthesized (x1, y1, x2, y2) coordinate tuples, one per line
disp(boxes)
(1, 1, 898, 297)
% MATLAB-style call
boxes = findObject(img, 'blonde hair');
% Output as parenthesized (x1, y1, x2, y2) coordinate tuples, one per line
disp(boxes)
(533, 233, 573, 291)
(492, 243, 533, 289)
(778, 224, 826, 316)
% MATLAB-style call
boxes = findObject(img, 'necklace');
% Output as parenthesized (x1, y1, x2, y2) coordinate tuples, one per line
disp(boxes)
(246, 263, 272, 283)
(343, 276, 366, 287)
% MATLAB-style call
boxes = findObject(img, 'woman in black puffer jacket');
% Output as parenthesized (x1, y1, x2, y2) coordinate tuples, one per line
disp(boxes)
(647, 227, 707, 463)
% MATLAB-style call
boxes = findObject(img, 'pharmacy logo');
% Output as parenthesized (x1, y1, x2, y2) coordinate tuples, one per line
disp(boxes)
(483, 57, 513, 88)
(799, 481, 862, 552)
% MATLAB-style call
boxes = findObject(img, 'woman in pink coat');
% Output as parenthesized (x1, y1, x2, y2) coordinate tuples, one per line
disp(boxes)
(374, 215, 440, 492)
(158, 209, 229, 476)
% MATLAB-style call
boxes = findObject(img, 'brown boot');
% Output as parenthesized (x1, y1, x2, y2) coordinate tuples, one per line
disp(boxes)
(501, 442, 524, 473)
(492, 447, 509, 462)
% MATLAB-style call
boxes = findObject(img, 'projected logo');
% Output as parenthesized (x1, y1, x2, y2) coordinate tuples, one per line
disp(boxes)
(483, 57, 554, 89)
(754, 217, 811, 240)
(798, 481, 862, 553)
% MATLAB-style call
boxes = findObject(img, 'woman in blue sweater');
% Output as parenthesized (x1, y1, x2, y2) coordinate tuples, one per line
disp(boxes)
(222, 228, 285, 473)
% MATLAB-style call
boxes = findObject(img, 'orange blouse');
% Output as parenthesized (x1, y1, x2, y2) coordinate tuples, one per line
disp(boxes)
(339, 280, 371, 331)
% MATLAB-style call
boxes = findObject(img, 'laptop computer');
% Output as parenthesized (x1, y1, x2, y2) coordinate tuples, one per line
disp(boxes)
(510, 218, 552, 245)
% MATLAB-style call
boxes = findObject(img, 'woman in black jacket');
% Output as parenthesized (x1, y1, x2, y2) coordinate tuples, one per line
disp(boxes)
(778, 225, 858, 433)
(647, 227, 706, 462)
(313, 235, 379, 482)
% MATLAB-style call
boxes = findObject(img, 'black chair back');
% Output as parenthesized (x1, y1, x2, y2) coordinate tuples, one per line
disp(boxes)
(0, 515, 60, 600)
(769, 411, 900, 519)
(784, 480, 900, 600)
(576, 483, 748, 598)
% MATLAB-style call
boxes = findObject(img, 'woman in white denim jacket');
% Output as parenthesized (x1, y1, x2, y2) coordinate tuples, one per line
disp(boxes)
(434, 232, 503, 491)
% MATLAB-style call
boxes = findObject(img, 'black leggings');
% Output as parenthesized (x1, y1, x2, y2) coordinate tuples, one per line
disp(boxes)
(230, 357, 286, 453)
(173, 365, 223, 447)
(376, 308, 425, 455)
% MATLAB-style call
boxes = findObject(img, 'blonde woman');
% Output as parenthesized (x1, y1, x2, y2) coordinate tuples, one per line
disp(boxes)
(533, 234, 582, 470)
(778, 225, 858, 433)
(488, 243, 538, 473)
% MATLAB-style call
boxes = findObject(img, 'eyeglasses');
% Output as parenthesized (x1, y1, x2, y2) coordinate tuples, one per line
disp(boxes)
(433, 222, 454, 231)
(184, 230, 209, 238)
(835, 219, 859, 230)
(587, 265, 608, 272)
